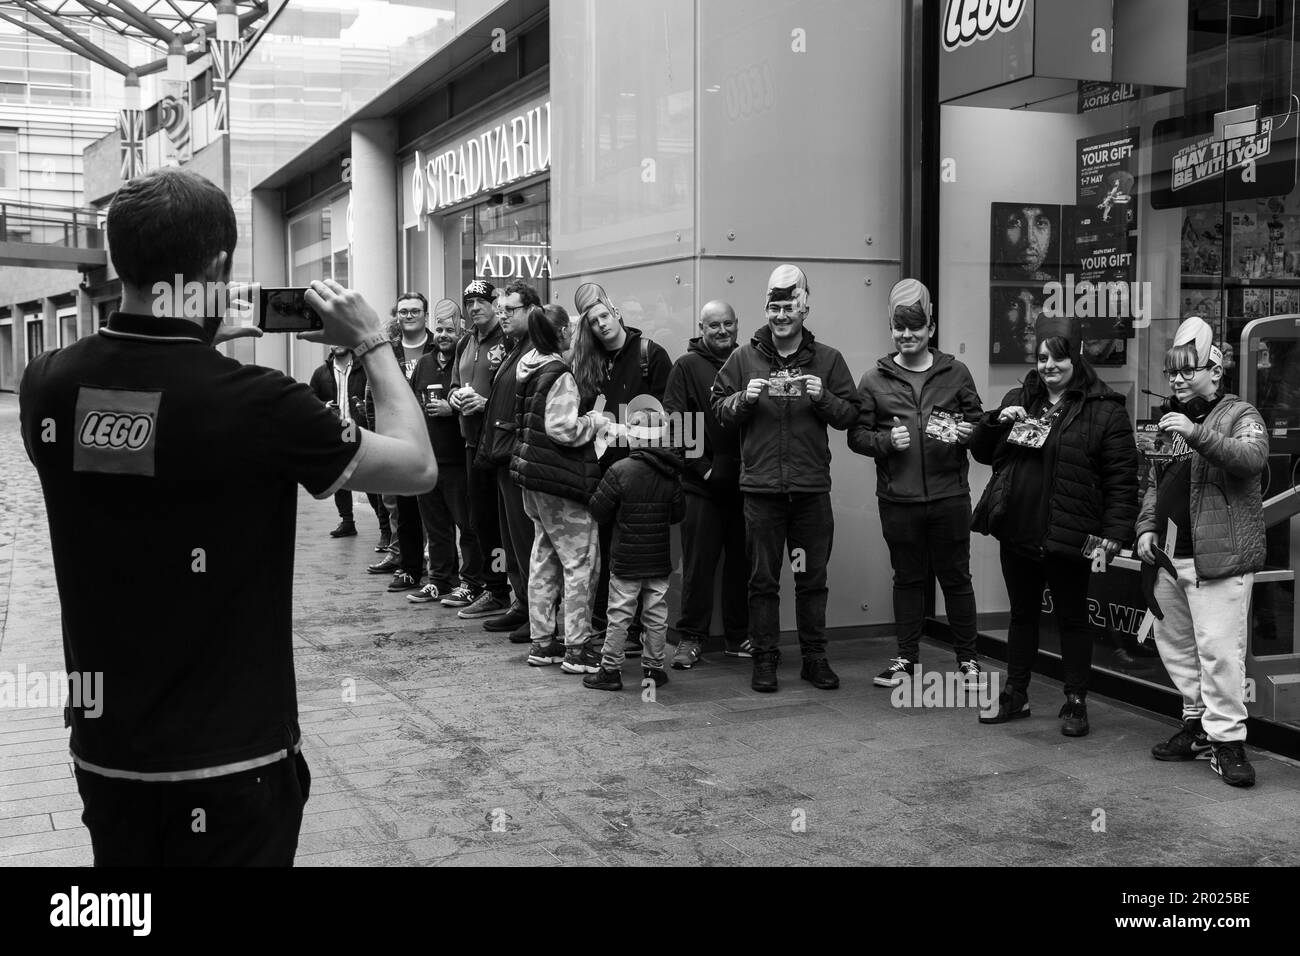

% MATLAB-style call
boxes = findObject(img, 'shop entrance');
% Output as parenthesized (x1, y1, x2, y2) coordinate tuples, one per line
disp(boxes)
(442, 181, 551, 302)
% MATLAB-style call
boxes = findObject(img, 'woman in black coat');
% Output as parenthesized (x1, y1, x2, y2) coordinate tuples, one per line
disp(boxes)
(970, 315, 1139, 736)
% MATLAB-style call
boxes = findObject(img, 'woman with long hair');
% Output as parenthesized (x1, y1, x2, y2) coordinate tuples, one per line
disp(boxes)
(970, 314, 1139, 736)
(511, 305, 612, 674)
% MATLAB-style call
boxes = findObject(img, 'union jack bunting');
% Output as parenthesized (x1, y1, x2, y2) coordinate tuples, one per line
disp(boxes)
(207, 38, 243, 135)
(117, 108, 144, 181)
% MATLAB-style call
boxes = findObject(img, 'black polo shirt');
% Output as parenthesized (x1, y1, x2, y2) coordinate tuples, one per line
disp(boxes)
(19, 312, 363, 778)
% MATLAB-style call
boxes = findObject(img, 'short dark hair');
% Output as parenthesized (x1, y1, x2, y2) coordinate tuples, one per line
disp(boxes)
(107, 168, 237, 288)
(504, 280, 542, 310)
(396, 292, 428, 312)
(527, 305, 559, 354)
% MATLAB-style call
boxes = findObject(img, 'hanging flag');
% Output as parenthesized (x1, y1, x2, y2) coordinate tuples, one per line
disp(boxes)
(117, 108, 144, 180)
(158, 81, 191, 165)
(207, 38, 242, 135)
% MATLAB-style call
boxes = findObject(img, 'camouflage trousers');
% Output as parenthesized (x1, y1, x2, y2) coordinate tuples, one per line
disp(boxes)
(521, 488, 600, 648)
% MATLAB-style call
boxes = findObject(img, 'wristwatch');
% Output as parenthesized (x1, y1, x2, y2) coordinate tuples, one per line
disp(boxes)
(352, 331, 392, 361)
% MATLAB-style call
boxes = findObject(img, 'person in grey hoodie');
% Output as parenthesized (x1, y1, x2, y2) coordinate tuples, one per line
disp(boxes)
(849, 279, 984, 688)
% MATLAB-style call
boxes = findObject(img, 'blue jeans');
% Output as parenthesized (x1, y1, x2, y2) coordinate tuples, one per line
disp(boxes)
(743, 492, 833, 659)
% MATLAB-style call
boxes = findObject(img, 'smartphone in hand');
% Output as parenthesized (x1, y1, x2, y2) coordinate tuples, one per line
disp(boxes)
(257, 287, 324, 333)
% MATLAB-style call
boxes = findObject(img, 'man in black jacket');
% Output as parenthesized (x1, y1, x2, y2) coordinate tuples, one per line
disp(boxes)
(308, 344, 370, 537)
(711, 265, 860, 693)
(849, 279, 984, 688)
(665, 300, 748, 668)
(474, 279, 542, 639)
(380, 292, 439, 592)
(406, 299, 484, 605)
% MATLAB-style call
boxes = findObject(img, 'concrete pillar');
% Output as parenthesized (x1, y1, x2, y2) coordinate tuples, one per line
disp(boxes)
(12, 299, 27, 381)
(350, 118, 398, 324)
(245, 187, 289, 375)
(41, 298, 57, 352)
(76, 286, 94, 341)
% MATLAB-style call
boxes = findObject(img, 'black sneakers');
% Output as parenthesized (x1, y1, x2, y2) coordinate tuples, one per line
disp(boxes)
(751, 649, 780, 693)
(1152, 717, 1211, 761)
(386, 571, 418, 592)
(1058, 694, 1089, 737)
(583, 665, 623, 691)
(561, 643, 601, 675)
(642, 666, 669, 688)
(800, 657, 839, 690)
(526, 639, 565, 666)
(979, 688, 1030, 724)
(1210, 741, 1256, 788)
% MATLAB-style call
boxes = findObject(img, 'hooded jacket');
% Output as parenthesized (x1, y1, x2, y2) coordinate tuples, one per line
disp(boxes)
(663, 336, 740, 496)
(589, 446, 685, 579)
(510, 349, 603, 503)
(710, 325, 860, 494)
(970, 370, 1139, 560)
(848, 349, 983, 503)
(1136, 394, 1268, 579)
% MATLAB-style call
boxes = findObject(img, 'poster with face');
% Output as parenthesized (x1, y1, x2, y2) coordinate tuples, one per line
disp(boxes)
(989, 286, 1044, 365)
(990, 202, 1061, 282)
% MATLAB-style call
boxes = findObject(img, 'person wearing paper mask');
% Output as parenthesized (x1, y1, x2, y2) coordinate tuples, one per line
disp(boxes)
(711, 264, 860, 693)
(848, 279, 984, 689)
(969, 313, 1138, 736)
(1134, 316, 1267, 788)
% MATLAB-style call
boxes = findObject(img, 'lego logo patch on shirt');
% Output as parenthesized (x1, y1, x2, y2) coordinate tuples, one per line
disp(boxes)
(73, 387, 162, 476)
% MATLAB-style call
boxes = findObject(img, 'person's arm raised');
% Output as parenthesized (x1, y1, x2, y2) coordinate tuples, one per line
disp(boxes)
(301, 280, 437, 495)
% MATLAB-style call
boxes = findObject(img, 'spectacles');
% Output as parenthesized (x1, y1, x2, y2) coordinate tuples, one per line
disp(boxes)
(766, 304, 797, 316)
(507, 305, 528, 314)
(396, 308, 425, 317)
(1165, 365, 1210, 380)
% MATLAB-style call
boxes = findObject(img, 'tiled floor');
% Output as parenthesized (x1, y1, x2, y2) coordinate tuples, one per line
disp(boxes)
(2, 392, 1298, 867)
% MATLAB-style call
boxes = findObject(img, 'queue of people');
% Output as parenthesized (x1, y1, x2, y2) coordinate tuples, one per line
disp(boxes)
(314, 269, 1264, 790)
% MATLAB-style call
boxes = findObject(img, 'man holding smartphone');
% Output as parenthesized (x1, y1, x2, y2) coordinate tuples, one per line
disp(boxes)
(19, 167, 436, 866)
(711, 264, 860, 693)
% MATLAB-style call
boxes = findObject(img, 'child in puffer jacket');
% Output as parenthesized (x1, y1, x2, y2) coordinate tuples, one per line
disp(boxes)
(583, 411, 685, 692)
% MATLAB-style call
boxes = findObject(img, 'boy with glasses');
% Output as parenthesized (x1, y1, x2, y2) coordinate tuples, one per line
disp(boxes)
(1135, 316, 1268, 787)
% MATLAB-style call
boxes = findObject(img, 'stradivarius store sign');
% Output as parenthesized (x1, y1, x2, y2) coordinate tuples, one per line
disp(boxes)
(411, 100, 551, 217)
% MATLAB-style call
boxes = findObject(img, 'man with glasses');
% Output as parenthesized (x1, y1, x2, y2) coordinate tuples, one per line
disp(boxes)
(377, 293, 439, 592)
(711, 264, 860, 693)
(474, 280, 543, 639)
(1136, 315, 1268, 788)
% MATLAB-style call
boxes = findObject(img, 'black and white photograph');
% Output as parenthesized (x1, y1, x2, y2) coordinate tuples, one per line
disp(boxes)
(0, 0, 1296, 932)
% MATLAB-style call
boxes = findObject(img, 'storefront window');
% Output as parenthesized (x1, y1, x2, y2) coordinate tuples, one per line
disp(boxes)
(442, 181, 551, 302)
(288, 197, 351, 286)
(939, 1, 1300, 730)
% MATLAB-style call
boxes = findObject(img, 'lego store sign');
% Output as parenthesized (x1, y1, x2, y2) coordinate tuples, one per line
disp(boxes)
(411, 100, 551, 216)
(942, 0, 1028, 51)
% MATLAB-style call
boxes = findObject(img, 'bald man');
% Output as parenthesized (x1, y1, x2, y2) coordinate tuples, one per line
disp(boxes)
(664, 301, 749, 668)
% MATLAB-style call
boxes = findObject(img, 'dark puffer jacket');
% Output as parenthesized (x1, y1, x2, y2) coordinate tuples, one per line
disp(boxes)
(970, 371, 1139, 560)
(1135, 394, 1268, 580)
(664, 336, 740, 496)
(511, 359, 601, 504)
(589, 447, 685, 579)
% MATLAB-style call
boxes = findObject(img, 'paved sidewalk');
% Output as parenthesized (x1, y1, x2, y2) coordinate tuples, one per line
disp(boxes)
(1, 391, 1298, 867)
